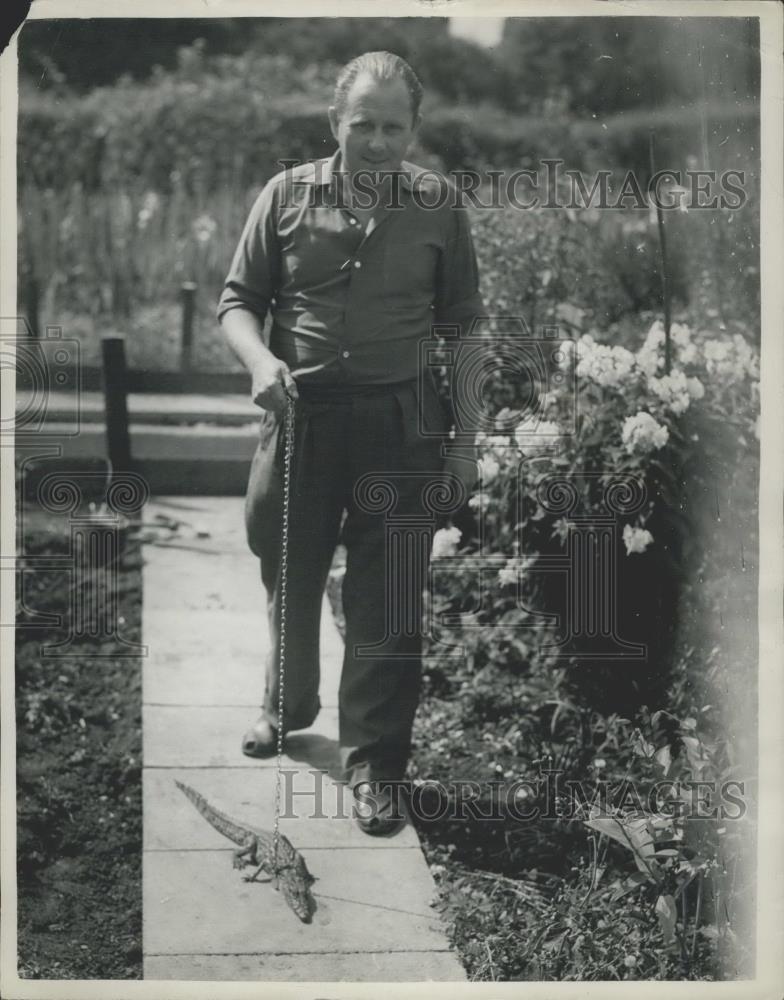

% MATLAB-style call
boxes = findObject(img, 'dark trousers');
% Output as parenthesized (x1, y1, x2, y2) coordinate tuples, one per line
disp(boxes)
(244, 377, 446, 778)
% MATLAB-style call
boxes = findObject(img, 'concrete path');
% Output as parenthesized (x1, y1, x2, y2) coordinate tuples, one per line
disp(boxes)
(141, 497, 465, 982)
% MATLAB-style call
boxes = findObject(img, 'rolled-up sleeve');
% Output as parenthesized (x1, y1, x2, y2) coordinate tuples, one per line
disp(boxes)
(217, 179, 281, 324)
(434, 205, 484, 336)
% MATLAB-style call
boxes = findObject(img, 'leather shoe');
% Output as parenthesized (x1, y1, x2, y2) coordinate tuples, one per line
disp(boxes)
(347, 762, 408, 836)
(241, 716, 280, 759)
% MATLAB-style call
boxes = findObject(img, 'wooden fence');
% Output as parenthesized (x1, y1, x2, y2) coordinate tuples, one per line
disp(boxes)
(20, 280, 251, 473)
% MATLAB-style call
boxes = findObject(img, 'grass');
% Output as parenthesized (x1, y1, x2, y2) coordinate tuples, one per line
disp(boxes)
(43, 303, 242, 373)
(15, 504, 144, 979)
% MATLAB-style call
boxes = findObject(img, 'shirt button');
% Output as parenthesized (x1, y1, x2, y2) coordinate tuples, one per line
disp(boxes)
(354, 260, 362, 269)
(342, 350, 351, 359)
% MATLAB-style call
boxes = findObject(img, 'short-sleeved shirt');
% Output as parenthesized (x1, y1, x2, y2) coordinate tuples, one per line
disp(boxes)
(217, 150, 484, 385)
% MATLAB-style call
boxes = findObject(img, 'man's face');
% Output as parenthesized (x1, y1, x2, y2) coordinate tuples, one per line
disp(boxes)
(328, 74, 420, 183)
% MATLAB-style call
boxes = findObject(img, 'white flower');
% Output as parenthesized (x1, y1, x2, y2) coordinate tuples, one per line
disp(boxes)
(477, 433, 513, 459)
(703, 339, 730, 364)
(621, 411, 669, 455)
(574, 335, 637, 388)
(701, 333, 759, 380)
(468, 493, 490, 511)
(686, 376, 705, 400)
(498, 558, 524, 587)
(192, 213, 217, 244)
(648, 370, 691, 415)
(669, 322, 691, 349)
(679, 343, 697, 365)
(431, 526, 461, 558)
(732, 333, 759, 378)
(636, 343, 662, 378)
(477, 455, 500, 482)
(623, 524, 654, 555)
(644, 320, 666, 349)
(637, 321, 666, 377)
(638, 320, 699, 374)
(514, 417, 561, 455)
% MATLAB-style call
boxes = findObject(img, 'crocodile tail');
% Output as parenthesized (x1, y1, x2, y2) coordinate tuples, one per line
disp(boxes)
(174, 780, 252, 847)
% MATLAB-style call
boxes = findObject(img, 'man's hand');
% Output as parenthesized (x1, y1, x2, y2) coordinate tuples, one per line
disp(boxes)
(219, 309, 297, 414)
(251, 357, 298, 414)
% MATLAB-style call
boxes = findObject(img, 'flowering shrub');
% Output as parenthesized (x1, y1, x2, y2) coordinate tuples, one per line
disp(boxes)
(427, 318, 759, 715)
(622, 524, 653, 555)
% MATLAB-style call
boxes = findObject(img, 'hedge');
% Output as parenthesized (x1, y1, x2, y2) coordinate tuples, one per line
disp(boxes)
(19, 51, 759, 193)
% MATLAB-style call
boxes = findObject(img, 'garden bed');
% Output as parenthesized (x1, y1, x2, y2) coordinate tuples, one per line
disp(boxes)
(325, 319, 758, 982)
(15, 509, 144, 979)
(408, 389, 757, 982)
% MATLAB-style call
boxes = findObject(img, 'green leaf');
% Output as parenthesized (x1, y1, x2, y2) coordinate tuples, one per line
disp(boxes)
(654, 744, 672, 775)
(583, 811, 658, 875)
(632, 729, 656, 759)
(681, 735, 713, 779)
(608, 871, 648, 902)
(655, 893, 677, 945)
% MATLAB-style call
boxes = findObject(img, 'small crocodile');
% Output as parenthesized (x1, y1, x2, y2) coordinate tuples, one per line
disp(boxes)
(175, 780, 316, 923)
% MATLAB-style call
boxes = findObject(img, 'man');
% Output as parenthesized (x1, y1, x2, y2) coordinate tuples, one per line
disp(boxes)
(217, 51, 483, 834)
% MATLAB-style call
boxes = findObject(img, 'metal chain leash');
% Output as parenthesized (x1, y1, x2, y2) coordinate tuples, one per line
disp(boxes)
(272, 393, 295, 875)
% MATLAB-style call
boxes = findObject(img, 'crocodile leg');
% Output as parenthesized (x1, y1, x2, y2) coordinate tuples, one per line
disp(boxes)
(232, 836, 258, 870)
(242, 860, 273, 884)
(241, 840, 276, 883)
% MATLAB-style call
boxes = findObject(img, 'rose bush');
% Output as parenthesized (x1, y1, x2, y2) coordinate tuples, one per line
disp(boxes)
(427, 317, 759, 715)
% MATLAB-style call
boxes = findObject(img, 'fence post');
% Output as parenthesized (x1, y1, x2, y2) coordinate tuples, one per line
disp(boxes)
(180, 281, 197, 372)
(101, 336, 132, 472)
(19, 249, 40, 339)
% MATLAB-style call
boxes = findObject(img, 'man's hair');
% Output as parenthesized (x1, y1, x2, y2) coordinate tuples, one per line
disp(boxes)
(333, 51, 424, 121)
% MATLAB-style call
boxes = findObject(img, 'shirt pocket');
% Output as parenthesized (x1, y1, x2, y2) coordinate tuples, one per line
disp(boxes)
(383, 237, 439, 301)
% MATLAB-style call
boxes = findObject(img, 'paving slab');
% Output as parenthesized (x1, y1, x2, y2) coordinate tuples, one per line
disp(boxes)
(143, 554, 264, 614)
(145, 951, 460, 981)
(142, 608, 268, 654)
(145, 767, 420, 850)
(143, 704, 342, 772)
(142, 601, 340, 708)
(144, 651, 265, 707)
(144, 848, 449, 955)
(142, 496, 465, 982)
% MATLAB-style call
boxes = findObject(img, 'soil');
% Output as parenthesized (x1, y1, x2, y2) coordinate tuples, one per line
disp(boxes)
(15, 509, 143, 980)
